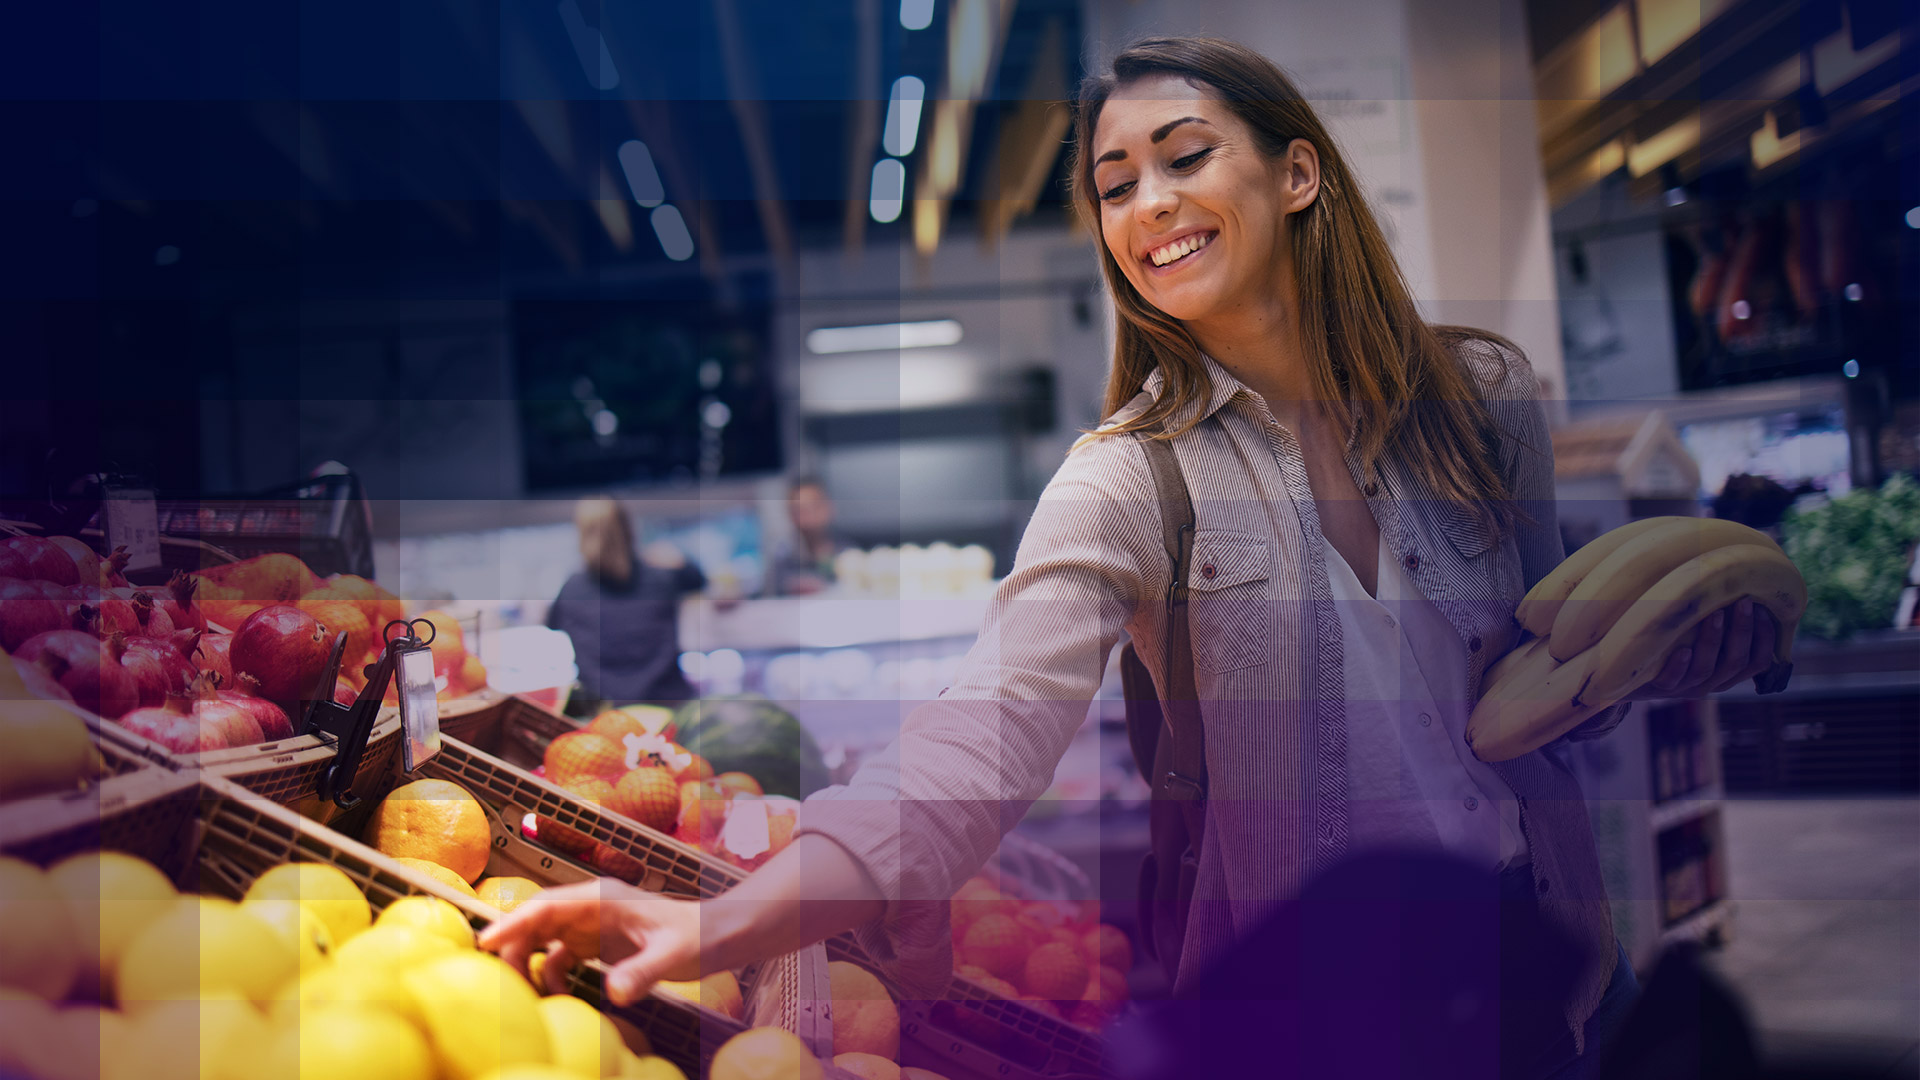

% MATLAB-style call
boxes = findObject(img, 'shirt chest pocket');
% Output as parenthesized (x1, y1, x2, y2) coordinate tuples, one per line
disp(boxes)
(1186, 531, 1274, 673)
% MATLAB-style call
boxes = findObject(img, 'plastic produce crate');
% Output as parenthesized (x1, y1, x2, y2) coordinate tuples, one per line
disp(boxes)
(0, 770, 835, 1079)
(347, 714, 839, 1069)
(89, 704, 404, 833)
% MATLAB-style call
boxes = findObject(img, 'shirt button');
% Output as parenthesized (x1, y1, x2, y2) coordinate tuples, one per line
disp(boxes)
(1463, 797, 1479, 811)
(1405, 552, 1420, 572)
(1201, 564, 1217, 580)
(1469, 635, 1483, 652)
(1419, 713, 1432, 727)
(1363, 481, 1379, 497)
(1537, 878, 1552, 896)
(1384, 614, 1396, 629)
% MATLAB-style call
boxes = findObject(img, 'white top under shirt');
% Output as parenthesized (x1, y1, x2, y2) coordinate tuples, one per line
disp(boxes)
(1322, 530, 1530, 872)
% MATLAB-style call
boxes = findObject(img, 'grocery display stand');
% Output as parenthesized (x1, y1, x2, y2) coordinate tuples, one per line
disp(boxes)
(392, 694, 1111, 1078)
(0, 765, 841, 1080)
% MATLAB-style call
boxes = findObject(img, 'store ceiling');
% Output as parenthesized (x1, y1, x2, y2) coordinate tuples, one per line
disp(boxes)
(37, 0, 1085, 293)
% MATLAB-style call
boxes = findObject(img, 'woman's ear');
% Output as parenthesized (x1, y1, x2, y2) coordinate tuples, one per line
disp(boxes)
(1282, 138, 1321, 213)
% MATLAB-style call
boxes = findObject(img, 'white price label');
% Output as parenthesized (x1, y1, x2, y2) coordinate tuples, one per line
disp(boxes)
(103, 488, 162, 572)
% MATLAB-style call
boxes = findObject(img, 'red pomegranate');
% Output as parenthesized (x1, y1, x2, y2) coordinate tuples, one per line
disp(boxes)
(9, 654, 74, 703)
(0, 546, 28, 580)
(45, 537, 102, 586)
(67, 585, 140, 637)
(165, 573, 206, 633)
(118, 695, 228, 754)
(14, 629, 139, 719)
(99, 547, 131, 588)
(1, 537, 79, 586)
(231, 604, 331, 702)
(195, 633, 234, 683)
(213, 672, 294, 742)
(118, 632, 200, 708)
(0, 577, 68, 651)
(114, 590, 175, 637)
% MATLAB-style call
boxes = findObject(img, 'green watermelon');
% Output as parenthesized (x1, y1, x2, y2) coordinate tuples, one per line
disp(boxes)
(671, 694, 827, 800)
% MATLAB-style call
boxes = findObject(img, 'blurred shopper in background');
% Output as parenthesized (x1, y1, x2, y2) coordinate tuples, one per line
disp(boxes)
(546, 496, 704, 714)
(484, 38, 1787, 1080)
(768, 476, 847, 596)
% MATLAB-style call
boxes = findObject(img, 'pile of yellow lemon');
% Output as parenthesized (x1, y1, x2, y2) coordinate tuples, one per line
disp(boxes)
(0, 852, 683, 1080)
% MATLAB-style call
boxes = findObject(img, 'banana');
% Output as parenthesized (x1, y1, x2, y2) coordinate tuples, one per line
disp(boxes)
(1514, 517, 1684, 636)
(1481, 635, 1553, 697)
(1548, 517, 1782, 660)
(1466, 643, 1609, 762)
(1587, 542, 1807, 703)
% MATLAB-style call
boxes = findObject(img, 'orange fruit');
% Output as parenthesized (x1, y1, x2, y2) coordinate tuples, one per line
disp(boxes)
(392, 858, 479, 898)
(955, 914, 1027, 981)
(545, 732, 627, 782)
(474, 877, 544, 914)
(950, 888, 1000, 930)
(833, 1053, 900, 1080)
(458, 654, 487, 692)
(608, 768, 679, 832)
(827, 961, 899, 1061)
(299, 596, 373, 665)
(367, 779, 493, 884)
(710, 1027, 821, 1080)
(590, 843, 645, 883)
(711, 772, 762, 798)
(1085, 924, 1132, 973)
(1080, 964, 1129, 1018)
(414, 609, 467, 670)
(955, 965, 1019, 1000)
(1020, 942, 1088, 1001)
(321, 574, 385, 626)
(671, 751, 714, 784)
(536, 777, 613, 858)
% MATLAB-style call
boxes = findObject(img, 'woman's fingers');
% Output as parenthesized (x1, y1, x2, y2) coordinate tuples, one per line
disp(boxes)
(478, 882, 606, 974)
(1644, 640, 1693, 696)
(1684, 608, 1728, 688)
(604, 946, 675, 1008)
(540, 942, 576, 996)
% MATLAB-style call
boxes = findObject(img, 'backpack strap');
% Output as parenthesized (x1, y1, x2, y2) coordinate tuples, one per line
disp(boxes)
(1135, 428, 1207, 802)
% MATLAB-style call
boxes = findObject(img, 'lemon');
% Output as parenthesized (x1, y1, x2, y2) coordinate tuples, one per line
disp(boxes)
(261, 1004, 435, 1080)
(112, 991, 272, 1080)
(333, 925, 456, 974)
(0, 857, 82, 1000)
(709, 1027, 822, 1080)
(242, 899, 333, 980)
(376, 896, 475, 949)
(619, 1055, 687, 1080)
(268, 963, 426, 1030)
(474, 1068, 587, 1080)
(245, 863, 372, 946)
(403, 952, 551, 1080)
(46, 851, 178, 1001)
(537, 994, 623, 1077)
(118, 896, 295, 1009)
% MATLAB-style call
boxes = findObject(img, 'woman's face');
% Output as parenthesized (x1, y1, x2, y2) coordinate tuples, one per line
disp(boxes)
(1090, 74, 1307, 328)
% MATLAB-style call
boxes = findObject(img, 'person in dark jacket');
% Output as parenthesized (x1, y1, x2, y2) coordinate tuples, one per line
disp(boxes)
(546, 497, 704, 712)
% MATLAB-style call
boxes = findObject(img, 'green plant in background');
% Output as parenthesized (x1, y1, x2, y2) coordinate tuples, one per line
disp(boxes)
(1780, 472, 1920, 640)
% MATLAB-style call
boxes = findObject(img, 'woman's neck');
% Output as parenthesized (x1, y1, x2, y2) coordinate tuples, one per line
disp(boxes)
(1186, 291, 1317, 433)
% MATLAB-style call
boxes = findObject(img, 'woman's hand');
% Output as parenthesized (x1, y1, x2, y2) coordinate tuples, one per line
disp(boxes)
(1622, 596, 1780, 702)
(477, 881, 705, 1006)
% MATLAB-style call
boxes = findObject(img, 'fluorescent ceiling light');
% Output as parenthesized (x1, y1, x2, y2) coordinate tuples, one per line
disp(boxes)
(806, 319, 962, 354)
(883, 76, 926, 157)
(650, 204, 695, 261)
(618, 140, 665, 207)
(900, 0, 934, 31)
(869, 158, 906, 223)
(556, 0, 620, 90)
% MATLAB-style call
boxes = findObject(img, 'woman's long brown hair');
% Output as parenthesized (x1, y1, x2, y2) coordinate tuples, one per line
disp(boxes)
(1069, 37, 1529, 537)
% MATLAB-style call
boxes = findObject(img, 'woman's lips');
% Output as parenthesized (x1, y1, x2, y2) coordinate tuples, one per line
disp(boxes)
(1144, 231, 1216, 276)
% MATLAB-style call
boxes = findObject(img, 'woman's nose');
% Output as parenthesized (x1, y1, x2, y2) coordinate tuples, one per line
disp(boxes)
(1134, 175, 1177, 220)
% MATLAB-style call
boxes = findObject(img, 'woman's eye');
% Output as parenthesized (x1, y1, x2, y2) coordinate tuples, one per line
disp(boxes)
(1173, 148, 1212, 170)
(1099, 181, 1134, 202)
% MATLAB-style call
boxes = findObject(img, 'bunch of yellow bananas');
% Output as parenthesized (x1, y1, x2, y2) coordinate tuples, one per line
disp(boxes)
(1466, 517, 1807, 762)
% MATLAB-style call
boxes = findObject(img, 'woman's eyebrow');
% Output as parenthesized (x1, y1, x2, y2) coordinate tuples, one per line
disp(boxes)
(1093, 116, 1213, 166)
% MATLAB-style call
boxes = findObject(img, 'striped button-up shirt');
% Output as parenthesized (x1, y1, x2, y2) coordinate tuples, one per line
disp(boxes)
(799, 336, 1630, 1052)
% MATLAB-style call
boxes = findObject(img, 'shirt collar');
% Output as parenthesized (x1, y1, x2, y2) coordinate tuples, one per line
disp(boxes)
(1140, 353, 1252, 429)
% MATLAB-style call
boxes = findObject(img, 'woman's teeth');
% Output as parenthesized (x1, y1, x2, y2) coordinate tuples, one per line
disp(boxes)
(1150, 233, 1212, 267)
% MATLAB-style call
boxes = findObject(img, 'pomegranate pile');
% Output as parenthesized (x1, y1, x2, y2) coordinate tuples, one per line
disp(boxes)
(1, 540, 486, 754)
